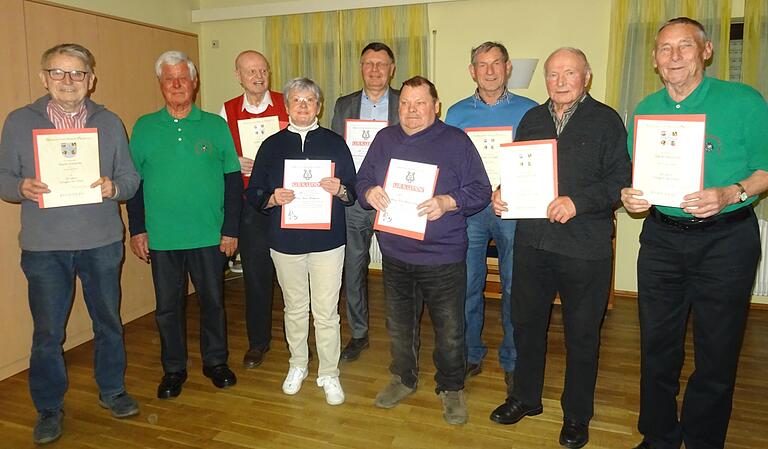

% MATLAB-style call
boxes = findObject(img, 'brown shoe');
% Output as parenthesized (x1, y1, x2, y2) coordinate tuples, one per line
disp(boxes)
(243, 347, 269, 369)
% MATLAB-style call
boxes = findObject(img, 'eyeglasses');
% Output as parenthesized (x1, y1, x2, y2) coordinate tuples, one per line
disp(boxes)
(44, 69, 90, 82)
(290, 96, 318, 106)
(361, 61, 391, 71)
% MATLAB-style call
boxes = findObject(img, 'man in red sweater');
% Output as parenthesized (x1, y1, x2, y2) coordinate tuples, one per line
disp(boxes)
(219, 50, 289, 369)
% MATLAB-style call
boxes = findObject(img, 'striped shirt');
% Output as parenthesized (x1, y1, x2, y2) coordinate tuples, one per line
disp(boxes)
(548, 94, 586, 136)
(47, 100, 87, 129)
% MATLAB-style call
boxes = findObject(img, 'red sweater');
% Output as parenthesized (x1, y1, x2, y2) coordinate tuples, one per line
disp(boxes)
(223, 92, 289, 187)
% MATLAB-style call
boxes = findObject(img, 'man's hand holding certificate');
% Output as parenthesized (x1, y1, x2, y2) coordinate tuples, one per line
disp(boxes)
(33, 128, 103, 208)
(631, 114, 706, 207)
(280, 159, 334, 229)
(345, 119, 388, 172)
(498, 139, 559, 219)
(369, 158, 439, 240)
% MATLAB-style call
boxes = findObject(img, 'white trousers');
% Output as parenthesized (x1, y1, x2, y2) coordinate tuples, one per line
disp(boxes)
(270, 245, 344, 377)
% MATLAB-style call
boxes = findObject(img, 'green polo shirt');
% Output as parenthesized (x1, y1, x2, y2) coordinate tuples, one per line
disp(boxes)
(130, 105, 241, 250)
(628, 76, 768, 217)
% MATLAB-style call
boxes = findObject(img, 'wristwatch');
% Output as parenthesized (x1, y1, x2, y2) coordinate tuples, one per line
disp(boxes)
(734, 182, 748, 203)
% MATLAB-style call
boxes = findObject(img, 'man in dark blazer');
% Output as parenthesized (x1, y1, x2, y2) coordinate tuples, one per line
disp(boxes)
(331, 42, 400, 362)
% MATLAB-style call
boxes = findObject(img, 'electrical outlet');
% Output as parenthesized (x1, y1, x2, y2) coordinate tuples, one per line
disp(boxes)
(211, 40, 220, 49)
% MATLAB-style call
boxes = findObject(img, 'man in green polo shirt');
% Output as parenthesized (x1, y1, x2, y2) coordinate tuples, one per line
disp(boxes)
(621, 17, 768, 449)
(127, 50, 243, 399)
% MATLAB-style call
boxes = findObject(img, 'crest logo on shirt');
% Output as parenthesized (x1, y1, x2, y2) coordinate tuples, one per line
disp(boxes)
(405, 170, 416, 183)
(704, 134, 721, 154)
(195, 139, 213, 155)
(362, 129, 371, 140)
(303, 169, 312, 180)
(60, 142, 77, 158)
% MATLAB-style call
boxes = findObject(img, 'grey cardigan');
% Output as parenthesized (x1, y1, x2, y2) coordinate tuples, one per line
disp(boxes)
(0, 95, 139, 251)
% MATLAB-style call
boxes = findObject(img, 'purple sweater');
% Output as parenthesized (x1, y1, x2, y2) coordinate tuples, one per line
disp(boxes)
(356, 120, 490, 265)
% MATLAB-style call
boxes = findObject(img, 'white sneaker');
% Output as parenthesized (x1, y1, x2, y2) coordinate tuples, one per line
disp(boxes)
(282, 367, 308, 395)
(317, 375, 345, 405)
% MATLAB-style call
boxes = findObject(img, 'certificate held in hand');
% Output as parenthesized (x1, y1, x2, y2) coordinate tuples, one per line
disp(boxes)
(281, 159, 334, 230)
(499, 139, 559, 219)
(237, 115, 287, 162)
(345, 119, 388, 172)
(631, 114, 706, 207)
(465, 126, 514, 190)
(374, 158, 439, 241)
(33, 128, 102, 209)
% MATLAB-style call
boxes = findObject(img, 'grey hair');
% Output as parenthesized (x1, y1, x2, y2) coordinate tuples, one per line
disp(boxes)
(41, 43, 95, 72)
(470, 41, 509, 65)
(154, 50, 198, 79)
(282, 77, 323, 106)
(544, 47, 592, 76)
(659, 17, 709, 42)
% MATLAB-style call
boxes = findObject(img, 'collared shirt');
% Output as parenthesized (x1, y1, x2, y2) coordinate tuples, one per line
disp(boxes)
(47, 100, 87, 129)
(548, 93, 586, 136)
(218, 91, 274, 120)
(472, 89, 512, 107)
(360, 88, 389, 121)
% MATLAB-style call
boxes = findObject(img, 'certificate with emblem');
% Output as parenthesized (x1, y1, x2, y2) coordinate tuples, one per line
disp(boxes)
(465, 126, 514, 189)
(345, 119, 388, 172)
(237, 116, 287, 161)
(32, 128, 102, 209)
(631, 114, 706, 207)
(499, 139, 558, 219)
(281, 159, 334, 230)
(374, 158, 439, 240)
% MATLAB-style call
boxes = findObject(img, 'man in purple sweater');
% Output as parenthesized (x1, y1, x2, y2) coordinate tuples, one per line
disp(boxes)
(356, 76, 491, 425)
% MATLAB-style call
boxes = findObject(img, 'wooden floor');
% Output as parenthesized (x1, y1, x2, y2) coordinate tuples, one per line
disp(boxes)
(1, 273, 767, 449)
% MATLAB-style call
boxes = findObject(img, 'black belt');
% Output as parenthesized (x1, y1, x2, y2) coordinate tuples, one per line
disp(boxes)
(649, 206, 752, 231)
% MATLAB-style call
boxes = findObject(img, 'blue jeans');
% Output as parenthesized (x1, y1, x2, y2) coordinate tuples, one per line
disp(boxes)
(382, 256, 466, 393)
(464, 204, 516, 372)
(21, 241, 126, 412)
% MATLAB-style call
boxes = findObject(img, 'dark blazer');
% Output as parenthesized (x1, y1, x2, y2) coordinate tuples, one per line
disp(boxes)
(330, 88, 400, 136)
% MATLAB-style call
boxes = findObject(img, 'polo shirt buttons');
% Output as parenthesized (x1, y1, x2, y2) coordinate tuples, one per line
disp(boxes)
(675, 104, 681, 109)
(178, 137, 182, 141)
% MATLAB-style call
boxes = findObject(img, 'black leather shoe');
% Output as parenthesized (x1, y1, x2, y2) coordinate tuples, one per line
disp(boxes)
(203, 364, 237, 388)
(489, 397, 543, 424)
(243, 347, 269, 369)
(465, 362, 482, 378)
(559, 418, 589, 448)
(157, 371, 187, 399)
(633, 442, 653, 449)
(340, 337, 369, 362)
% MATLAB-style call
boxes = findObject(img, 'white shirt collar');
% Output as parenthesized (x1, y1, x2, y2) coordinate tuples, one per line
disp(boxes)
(242, 91, 273, 115)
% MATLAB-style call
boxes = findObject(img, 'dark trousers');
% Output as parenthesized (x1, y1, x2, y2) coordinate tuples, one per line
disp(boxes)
(150, 245, 229, 372)
(382, 256, 466, 393)
(637, 209, 759, 449)
(343, 201, 376, 339)
(240, 201, 275, 351)
(511, 244, 611, 424)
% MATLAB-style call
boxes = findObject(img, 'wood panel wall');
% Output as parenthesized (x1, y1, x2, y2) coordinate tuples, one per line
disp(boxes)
(0, 0, 198, 380)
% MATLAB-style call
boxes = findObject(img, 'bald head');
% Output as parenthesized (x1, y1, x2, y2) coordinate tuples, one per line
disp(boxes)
(235, 50, 271, 101)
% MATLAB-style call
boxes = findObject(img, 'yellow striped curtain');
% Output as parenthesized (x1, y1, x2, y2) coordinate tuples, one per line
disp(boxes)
(605, 0, 732, 121)
(339, 5, 429, 94)
(266, 5, 429, 127)
(266, 11, 341, 127)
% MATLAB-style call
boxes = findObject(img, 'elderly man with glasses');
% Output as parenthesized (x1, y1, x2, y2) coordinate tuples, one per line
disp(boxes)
(0, 43, 141, 444)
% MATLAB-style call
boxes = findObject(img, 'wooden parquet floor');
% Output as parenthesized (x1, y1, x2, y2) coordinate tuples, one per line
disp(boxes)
(0, 273, 766, 448)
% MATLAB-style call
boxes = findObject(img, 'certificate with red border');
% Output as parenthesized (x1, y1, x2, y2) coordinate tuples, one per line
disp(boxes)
(374, 158, 439, 241)
(281, 159, 334, 230)
(237, 116, 288, 162)
(33, 128, 102, 209)
(465, 126, 514, 190)
(632, 114, 706, 207)
(345, 119, 388, 172)
(499, 139, 558, 219)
